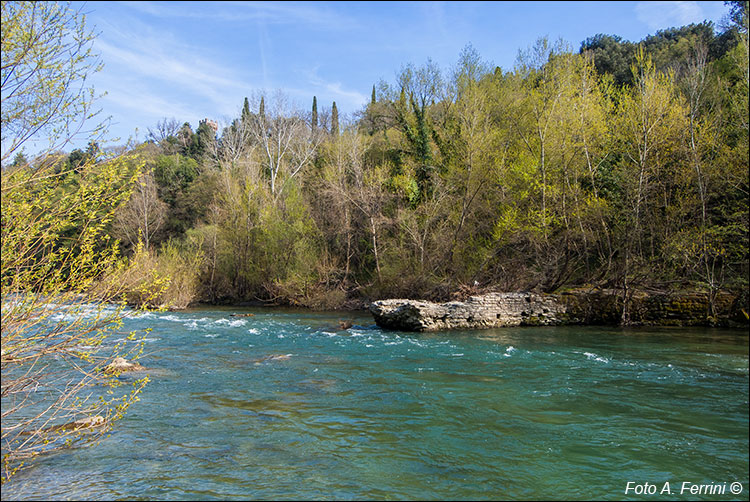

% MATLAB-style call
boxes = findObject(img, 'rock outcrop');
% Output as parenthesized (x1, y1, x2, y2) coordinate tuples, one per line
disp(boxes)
(370, 289, 747, 331)
(370, 292, 569, 331)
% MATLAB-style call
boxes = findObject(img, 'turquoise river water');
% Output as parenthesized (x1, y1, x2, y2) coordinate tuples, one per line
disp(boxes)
(3, 307, 748, 500)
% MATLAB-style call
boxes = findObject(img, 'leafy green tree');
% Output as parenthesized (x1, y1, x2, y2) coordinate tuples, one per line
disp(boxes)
(189, 119, 216, 160)
(514, 37, 570, 245)
(392, 60, 443, 203)
(8, 152, 28, 169)
(153, 154, 199, 206)
(614, 48, 687, 321)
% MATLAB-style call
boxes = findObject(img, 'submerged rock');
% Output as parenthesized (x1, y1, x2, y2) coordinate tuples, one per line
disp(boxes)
(370, 293, 568, 331)
(104, 357, 145, 374)
(54, 415, 106, 431)
(253, 354, 292, 365)
(26, 415, 107, 435)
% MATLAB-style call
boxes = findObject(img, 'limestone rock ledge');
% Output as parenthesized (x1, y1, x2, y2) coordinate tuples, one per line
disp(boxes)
(369, 293, 569, 331)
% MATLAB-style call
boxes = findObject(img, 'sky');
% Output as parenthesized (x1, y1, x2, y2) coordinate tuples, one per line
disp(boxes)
(63, 0, 732, 149)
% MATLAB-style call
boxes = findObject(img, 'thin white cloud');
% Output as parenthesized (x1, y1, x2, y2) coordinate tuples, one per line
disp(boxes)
(91, 11, 258, 124)
(121, 1, 359, 29)
(257, 19, 271, 89)
(98, 40, 248, 97)
(324, 82, 368, 107)
(635, 1, 705, 30)
(96, 77, 199, 123)
(301, 67, 368, 110)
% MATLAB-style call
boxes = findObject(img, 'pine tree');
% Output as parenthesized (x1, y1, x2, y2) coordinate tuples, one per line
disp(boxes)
(331, 101, 339, 136)
(312, 96, 318, 132)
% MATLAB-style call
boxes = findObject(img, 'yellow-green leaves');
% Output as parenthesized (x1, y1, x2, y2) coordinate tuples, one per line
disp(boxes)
(1, 1, 105, 163)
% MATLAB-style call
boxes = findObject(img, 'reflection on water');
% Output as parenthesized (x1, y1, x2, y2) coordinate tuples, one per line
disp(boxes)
(3, 308, 748, 501)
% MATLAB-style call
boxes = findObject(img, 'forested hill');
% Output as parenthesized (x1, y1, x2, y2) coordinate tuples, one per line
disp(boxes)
(7, 10, 748, 318)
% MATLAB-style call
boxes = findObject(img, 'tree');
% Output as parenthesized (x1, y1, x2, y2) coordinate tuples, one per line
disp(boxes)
(114, 170, 168, 250)
(441, 45, 496, 271)
(8, 152, 28, 169)
(515, 37, 570, 245)
(1, 155, 148, 482)
(331, 101, 339, 137)
(1, 2, 147, 482)
(614, 48, 687, 322)
(580, 33, 636, 87)
(188, 119, 217, 160)
(393, 59, 443, 203)
(242, 97, 251, 124)
(311, 96, 318, 133)
(175, 122, 195, 154)
(212, 115, 255, 171)
(1, 1, 105, 164)
(247, 93, 320, 199)
(147, 118, 181, 153)
(675, 43, 724, 316)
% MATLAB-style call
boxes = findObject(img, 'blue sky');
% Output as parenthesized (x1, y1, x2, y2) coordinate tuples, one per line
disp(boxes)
(70, 0, 731, 149)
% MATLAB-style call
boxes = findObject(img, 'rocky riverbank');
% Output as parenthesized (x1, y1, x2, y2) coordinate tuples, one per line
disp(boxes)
(369, 289, 748, 331)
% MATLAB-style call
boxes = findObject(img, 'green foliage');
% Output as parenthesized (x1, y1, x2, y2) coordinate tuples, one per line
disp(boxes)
(153, 154, 198, 205)
(312, 96, 318, 132)
(581, 21, 742, 88)
(331, 101, 339, 137)
(2, 158, 140, 292)
(242, 97, 251, 123)
(188, 120, 216, 160)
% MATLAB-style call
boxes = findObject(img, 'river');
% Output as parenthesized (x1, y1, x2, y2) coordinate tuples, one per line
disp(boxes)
(3, 307, 748, 500)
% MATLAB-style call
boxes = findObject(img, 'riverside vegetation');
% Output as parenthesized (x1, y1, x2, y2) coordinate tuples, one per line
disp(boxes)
(9, 10, 750, 322)
(13, 12, 747, 323)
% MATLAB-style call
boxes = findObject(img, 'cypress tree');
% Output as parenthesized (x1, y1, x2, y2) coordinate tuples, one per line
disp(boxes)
(331, 101, 339, 137)
(312, 96, 318, 132)
(259, 96, 265, 120)
(371, 85, 376, 104)
(242, 97, 251, 123)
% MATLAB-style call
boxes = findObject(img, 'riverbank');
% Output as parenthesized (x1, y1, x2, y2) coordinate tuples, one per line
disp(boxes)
(173, 286, 750, 331)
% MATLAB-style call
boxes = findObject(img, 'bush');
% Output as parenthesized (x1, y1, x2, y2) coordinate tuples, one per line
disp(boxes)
(97, 239, 202, 309)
